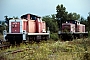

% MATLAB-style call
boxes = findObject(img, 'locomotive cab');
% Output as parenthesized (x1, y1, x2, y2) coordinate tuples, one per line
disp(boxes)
(5, 19, 27, 44)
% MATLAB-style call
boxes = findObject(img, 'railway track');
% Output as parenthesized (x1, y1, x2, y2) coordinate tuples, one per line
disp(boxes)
(0, 44, 11, 50)
(0, 39, 11, 50)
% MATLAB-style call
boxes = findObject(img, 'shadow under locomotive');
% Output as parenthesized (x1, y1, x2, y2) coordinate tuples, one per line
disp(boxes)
(58, 32, 88, 41)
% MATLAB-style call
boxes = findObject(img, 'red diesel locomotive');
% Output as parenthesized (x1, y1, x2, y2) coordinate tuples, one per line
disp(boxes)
(58, 20, 88, 40)
(4, 14, 50, 44)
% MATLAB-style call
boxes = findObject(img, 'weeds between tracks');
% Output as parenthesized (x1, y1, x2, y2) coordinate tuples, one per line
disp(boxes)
(0, 38, 90, 60)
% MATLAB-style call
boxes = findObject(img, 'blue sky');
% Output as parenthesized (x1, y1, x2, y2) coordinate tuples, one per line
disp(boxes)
(0, 0, 90, 21)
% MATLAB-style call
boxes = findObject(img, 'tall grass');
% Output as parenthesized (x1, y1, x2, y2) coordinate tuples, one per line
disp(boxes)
(50, 33, 59, 41)
(0, 38, 90, 60)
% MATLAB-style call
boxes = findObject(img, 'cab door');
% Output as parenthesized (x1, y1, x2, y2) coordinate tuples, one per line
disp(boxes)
(11, 22, 20, 33)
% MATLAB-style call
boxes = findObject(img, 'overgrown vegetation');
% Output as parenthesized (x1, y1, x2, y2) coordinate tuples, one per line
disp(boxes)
(0, 21, 6, 34)
(0, 38, 90, 60)
(50, 33, 59, 41)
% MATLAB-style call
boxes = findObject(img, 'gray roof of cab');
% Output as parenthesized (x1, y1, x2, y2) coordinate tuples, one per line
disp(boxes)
(21, 13, 41, 18)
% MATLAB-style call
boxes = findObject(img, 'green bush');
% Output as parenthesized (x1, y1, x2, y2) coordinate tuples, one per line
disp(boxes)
(88, 31, 90, 38)
(50, 33, 59, 41)
(0, 26, 5, 35)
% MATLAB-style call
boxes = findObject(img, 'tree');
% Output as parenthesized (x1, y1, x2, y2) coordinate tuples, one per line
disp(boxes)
(67, 13, 73, 20)
(4, 16, 9, 25)
(87, 12, 90, 31)
(80, 17, 88, 31)
(56, 4, 68, 31)
(72, 12, 80, 20)
(56, 4, 67, 21)
(67, 12, 80, 20)
(42, 15, 58, 32)
(0, 21, 6, 34)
